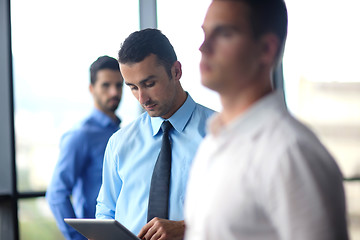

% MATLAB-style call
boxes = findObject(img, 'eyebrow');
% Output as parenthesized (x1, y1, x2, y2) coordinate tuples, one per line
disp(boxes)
(125, 75, 156, 86)
(202, 23, 240, 33)
(216, 24, 240, 33)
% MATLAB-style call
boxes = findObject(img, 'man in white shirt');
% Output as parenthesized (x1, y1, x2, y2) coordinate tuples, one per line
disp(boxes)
(184, 0, 349, 240)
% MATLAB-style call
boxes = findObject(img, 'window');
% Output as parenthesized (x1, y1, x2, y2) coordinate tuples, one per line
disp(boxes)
(283, 1, 360, 238)
(11, 0, 139, 238)
(157, 0, 221, 112)
(5, 0, 359, 238)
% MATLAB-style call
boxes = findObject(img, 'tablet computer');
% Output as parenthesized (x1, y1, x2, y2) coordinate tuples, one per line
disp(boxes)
(64, 218, 140, 240)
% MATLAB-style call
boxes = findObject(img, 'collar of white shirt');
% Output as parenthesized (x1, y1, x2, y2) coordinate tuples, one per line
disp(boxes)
(208, 90, 287, 138)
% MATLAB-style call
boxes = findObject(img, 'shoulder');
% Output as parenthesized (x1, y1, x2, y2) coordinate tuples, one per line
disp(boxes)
(60, 124, 89, 147)
(257, 113, 341, 179)
(180, 103, 215, 137)
(107, 112, 149, 147)
(194, 102, 216, 122)
(81, 112, 107, 131)
(263, 112, 323, 155)
(271, 114, 323, 151)
(194, 103, 216, 116)
(59, 112, 101, 145)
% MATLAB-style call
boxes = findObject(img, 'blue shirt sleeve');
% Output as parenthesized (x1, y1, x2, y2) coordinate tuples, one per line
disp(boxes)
(46, 131, 88, 240)
(95, 136, 123, 219)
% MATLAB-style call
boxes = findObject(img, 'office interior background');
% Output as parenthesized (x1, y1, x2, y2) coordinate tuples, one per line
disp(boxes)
(1, 0, 359, 239)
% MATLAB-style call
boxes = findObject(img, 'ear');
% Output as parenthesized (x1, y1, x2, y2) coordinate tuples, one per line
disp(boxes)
(172, 61, 182, 81)
(89, 83, 94, 95)
(258, 33, 280, 66)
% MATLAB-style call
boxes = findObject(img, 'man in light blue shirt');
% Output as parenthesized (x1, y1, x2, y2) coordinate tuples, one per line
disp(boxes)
(96, 29, 214, 240)
(46, 56, 123, 240)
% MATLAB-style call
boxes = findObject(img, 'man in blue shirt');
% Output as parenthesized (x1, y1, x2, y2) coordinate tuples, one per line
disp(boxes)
(46, 56, 123, 240)
(96, 29, 214, 240)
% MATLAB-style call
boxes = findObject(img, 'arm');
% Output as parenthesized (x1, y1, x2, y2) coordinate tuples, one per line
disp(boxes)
(260, 139, 348, 240)
(138, 218, 185, 240)
(46, 132, 87, 240)
(95, 137, 122, 219)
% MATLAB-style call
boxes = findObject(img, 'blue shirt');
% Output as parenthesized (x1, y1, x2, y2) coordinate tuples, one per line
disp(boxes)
(46, 109, 120, 240)
(96, 94, 214, 235)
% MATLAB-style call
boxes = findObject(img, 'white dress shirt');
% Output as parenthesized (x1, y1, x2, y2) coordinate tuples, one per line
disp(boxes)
(185, 91, 348, 240)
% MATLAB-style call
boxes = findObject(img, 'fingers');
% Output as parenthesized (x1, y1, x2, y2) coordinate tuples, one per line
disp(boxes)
(148, 220, 167, 240)
(138, 217, 166, 240)
(149, 229, 164, 240)
(138, 219, 153, 239)
(138, 218, 185, 240)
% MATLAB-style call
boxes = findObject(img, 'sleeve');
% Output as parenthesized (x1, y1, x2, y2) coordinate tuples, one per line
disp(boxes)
(259, 139, 348, 240)
(45, 131, 88, 240)
(95, 135, 123, 219)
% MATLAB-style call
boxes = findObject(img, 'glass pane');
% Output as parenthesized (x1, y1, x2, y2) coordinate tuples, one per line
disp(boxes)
(346, 181, 360, 240)
(18, 197, 63, 240)
(157, 0, 222, 112)
(283, 0, 360, 238)
(11, 0, 140, 192)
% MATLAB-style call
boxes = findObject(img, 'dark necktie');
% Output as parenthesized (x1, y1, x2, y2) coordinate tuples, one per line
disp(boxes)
(147, 121, 172, 222)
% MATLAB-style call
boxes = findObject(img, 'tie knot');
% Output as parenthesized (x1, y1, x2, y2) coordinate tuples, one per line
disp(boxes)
(161, 121, 172, 134)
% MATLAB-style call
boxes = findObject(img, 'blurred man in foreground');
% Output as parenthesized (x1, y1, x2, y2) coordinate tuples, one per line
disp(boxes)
(185, 1, 349, 239)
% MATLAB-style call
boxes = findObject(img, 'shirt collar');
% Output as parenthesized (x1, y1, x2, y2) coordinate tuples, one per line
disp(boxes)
(91, 108, 121, 128)
(150, 93, 196, 136)
(209, 90, 287, 137)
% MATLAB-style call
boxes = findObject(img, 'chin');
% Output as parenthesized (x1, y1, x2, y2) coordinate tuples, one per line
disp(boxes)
(109, 105, 119, 112)
(201, 77, 218, 91)
(146, 110, 159, 117)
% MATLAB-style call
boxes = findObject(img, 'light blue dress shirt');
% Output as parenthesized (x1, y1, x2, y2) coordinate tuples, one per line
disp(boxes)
(96, 94, 214, 235)
(46, 109, 120, 240)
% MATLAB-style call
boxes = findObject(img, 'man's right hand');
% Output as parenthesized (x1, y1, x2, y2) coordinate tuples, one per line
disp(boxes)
(138, 217, 185, 240)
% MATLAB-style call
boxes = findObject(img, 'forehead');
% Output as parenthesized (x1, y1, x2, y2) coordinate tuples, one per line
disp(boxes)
(95, 69, 122, 82)
(120, 54, 167, 84)
(203, 0, 251, 31)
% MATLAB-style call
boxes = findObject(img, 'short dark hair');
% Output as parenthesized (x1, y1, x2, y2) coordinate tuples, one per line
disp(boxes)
(90, 55, 120, 85)
(225, 0, 288, 61)
(118, 28, 177, 78)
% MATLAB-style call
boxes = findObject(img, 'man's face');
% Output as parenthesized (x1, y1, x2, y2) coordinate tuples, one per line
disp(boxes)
(90, 69, 123, 113)
(200, 0, 261, 94)
(120, 54, 180, 119)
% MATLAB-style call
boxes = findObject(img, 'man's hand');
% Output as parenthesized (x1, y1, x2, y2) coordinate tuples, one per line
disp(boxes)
(138, 218, 185, 240)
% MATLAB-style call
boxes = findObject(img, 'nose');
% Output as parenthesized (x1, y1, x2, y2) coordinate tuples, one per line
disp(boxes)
(138, 88, 149, 105)
(199, 38, 211, 54)
(109, 85, 120, 97)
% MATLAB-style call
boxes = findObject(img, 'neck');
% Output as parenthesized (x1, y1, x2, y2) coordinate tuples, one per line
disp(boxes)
(106, 111, 118, 123)
(219, 78, 273, 125)
(96, 106, 118, 123)
(176, 89, 188, 110)
(162, 87, 187, 119)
